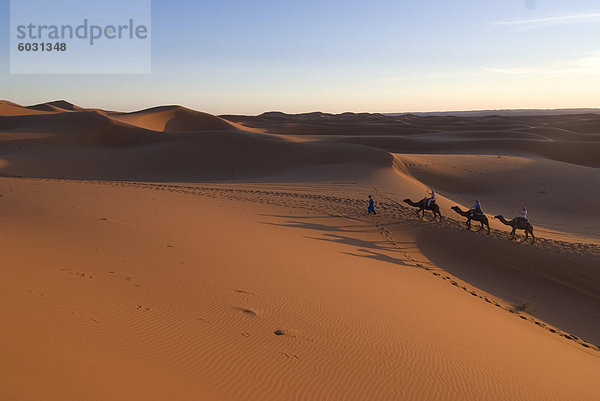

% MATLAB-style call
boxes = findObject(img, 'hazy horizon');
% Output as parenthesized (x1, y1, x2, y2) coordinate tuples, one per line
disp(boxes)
(5, 98, 600, 117)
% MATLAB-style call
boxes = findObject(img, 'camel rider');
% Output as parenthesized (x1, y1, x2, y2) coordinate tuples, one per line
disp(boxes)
(517, 206, 528, 223)
(470, 200, 482, 218)
(427, 190, 436, 207)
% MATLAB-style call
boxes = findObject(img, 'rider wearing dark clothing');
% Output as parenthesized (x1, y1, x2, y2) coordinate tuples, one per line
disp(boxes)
(427, 190, 436, 208)
(368, 195, 376, 215)
(470, 200, 482, 218)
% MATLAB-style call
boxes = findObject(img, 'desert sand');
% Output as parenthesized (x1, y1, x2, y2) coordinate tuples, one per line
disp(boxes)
(1, 101, 599, 400)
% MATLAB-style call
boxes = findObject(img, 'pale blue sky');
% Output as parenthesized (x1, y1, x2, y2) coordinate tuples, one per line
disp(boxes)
(1, 0, 599, 114)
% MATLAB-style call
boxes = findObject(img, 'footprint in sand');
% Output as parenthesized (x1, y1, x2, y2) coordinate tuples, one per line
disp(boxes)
(273, 329, 298, 339)
(279, 352, 300, 359)
(235, 307, 258, 317)
(231, 289, 256, 296)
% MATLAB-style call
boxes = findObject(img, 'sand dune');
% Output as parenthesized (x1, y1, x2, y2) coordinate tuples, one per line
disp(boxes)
(330, 135, 600, 168)
(226, 112, 600, 167)
(0, 100, 87, 116)
(108, 105, 235, 132)
(1, 178, 599, 401)
(0, 100, 51, 116)
(1, 101, 599, 400)
(393, 154, 600, 239)
(27, 100, 85, 113)
(0, 104, 392, 181)
(0, 110, 156, 143)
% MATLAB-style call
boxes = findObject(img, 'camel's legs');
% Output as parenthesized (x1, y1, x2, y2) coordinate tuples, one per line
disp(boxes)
(428, 210, 438, 222)
(527, 228, 536, 244)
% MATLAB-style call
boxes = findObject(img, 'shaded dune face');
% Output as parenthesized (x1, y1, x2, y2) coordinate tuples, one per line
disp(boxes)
(0, 111, 158, 147)
(27, 100, 84, 113)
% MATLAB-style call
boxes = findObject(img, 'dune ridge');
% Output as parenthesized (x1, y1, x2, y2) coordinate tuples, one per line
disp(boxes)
(108, 105, 235, 132)
(0, 102, 393, 181)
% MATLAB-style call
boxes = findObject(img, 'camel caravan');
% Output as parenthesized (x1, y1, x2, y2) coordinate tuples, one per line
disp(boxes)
(371, 190, 535, 244)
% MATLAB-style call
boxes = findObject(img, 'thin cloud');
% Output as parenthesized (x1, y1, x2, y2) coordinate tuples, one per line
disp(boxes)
(379, 75, 408, 82)
(494, 13, 600, 30)
(486, 53, 600, 75)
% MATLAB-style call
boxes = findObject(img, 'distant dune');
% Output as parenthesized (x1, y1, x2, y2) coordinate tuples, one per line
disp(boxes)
(0, 100, 50, 116)
(386, 108, 600, 117)
(27, 100, 85, 113)
(108, 105, 235, 132)
(225, 111, 600, 168)
(0, 101, 392, 181)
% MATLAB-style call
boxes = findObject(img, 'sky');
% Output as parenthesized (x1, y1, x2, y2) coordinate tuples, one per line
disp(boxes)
(1, 0, 599, 114)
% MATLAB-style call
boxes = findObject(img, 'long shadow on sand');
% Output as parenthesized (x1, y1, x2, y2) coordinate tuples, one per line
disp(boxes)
(260, 215, 416, 269)
(341, 249, 413, 268)
(260, 217, 379, 234)
(306, 233, 398, 253)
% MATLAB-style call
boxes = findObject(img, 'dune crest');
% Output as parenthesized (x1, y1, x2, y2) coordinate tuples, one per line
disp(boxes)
(27, 100, 84, 113)
(109, 105, 234, 132)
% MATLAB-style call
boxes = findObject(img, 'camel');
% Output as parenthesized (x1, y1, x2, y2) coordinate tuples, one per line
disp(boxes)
(451, 206, 490, 234)
(494, 215, 535, 243)
(403, 198, 442, 221)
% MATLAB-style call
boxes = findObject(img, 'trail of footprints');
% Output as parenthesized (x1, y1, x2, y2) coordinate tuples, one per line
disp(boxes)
(89, 179, 599, 256)
(55, 267, 147, 324)
(60, 179, 600, 352)
(372, 216, 600, 352)
(231, 289, 301, 360)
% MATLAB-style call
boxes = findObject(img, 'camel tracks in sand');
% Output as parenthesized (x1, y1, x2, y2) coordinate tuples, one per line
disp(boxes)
(371, 217, 600, 352)
(46, 179, 600, 354)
